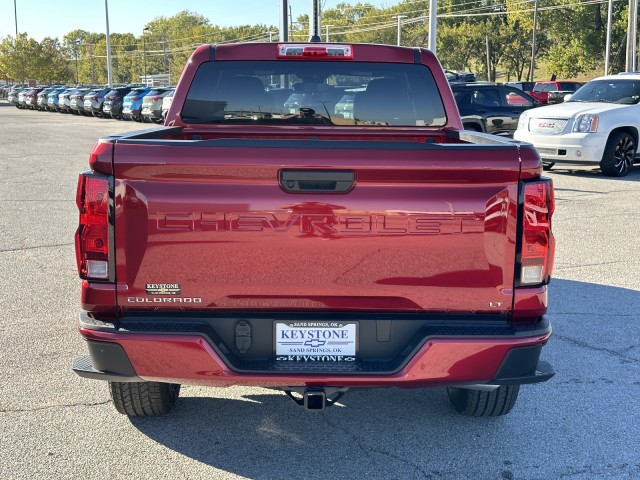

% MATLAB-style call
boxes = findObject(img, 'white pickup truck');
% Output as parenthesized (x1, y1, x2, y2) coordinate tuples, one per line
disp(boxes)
(514, 73, 640, 176)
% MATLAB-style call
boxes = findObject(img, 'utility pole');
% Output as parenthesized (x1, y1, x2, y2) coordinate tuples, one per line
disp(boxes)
(13, 0, 18, 36)
(428, 0, 437, 53)
(143, 27, 149, 85)
(486, 35, 491, 81)
(162, 36, 168, 81)
(105, 0, 113, 88)
(74, 40, 80, 84)
(604, 0, 613, 75)
(396, 15, 407, 46)
(529, 0, 539, 82)
(626, 0, 637, 71)
(89, 45, 95, 84)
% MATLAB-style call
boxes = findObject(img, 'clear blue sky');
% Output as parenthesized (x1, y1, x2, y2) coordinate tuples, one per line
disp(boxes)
(1, 0, 394, 41)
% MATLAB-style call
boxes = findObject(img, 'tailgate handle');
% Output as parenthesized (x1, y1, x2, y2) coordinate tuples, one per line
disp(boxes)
(279, 170, 355, 193)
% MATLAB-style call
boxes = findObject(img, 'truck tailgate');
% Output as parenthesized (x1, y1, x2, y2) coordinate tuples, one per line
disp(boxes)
(113, 138, 521, 313)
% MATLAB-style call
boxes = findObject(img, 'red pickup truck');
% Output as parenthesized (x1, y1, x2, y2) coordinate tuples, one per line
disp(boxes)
(529, 80, 583, 104)
(72, 42, 555, 417)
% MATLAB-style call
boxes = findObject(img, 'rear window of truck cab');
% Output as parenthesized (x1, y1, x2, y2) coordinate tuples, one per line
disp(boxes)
(181, 61, 447, 127)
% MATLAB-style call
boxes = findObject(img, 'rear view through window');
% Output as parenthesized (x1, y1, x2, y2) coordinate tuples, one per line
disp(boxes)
(182, 61, 447, 127)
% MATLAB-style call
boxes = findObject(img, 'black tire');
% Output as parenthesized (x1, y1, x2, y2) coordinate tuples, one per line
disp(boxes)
(542, 162, 555, 171)
(109, 381, 180, 416)
(446, 385, 519, 417)
(600, 131, 635, 177)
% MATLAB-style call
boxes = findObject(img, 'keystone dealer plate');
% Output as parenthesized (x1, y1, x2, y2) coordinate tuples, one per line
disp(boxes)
(274, 321, 358, 362)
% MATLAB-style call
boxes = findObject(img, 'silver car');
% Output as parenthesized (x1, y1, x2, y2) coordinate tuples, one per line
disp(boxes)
(141, 88, 173, 123)
(161, 90, 175, 121)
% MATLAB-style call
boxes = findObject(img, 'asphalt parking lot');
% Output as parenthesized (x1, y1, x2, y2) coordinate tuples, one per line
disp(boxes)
(0, 102, 639, 479)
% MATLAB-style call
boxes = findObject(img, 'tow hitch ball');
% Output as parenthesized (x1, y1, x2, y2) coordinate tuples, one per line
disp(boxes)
(284, 387, 348, 412)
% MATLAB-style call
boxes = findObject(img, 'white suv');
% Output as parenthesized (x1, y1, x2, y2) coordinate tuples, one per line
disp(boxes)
(514, 73, 639, 176)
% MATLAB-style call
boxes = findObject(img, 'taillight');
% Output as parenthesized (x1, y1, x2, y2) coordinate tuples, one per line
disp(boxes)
(112, 96, 121, 100)
(149, 96, 162, 101)
(130, 96, 140, 101)
(75, 174, 110, 280)
(516, 179, 555, 286)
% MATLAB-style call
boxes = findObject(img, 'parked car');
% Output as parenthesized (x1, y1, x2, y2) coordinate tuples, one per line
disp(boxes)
(122, 87, 151, 121)
(69, 87, 94, 115)
(36, 88, 52, 110)
(22, 87, 46, 109)
(529, 81, 583, 104)
(17, 88, 33, 109)
(46, 87, 67, 111)
(83, 87, 112, 117)
(445, 69, 477, 83)
(161, 89, 175, 121)
(514, 73, 640, 176)
(141, 87, 173, 123)
(102, 87, 133, 119)
(58, 87, 78, 113)
(451, 83, 540, 137)
(7, 86, 25, 106)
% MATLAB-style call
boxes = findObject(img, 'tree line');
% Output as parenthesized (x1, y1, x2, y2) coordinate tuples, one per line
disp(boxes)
(0, 1, 630, 85)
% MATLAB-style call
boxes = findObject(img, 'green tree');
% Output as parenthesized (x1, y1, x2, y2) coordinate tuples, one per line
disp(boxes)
(0, 34, 41, 82)
(38, 37, 72, 83)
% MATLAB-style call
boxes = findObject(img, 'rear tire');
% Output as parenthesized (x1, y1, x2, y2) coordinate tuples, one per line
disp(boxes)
(109, 381, 180, 416)
(446, 385, 519, 417)
(600, 131, 635, 177)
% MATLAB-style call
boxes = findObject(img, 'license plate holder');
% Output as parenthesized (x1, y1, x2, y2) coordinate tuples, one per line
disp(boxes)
(274, 320, 358, 362)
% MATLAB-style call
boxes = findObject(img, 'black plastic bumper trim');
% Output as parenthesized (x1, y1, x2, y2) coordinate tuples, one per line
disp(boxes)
(491, 345, 555, 385)
(72, 340, 141, 382)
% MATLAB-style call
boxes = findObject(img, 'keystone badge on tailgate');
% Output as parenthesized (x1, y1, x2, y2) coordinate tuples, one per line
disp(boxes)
(146, 283, 181, 295)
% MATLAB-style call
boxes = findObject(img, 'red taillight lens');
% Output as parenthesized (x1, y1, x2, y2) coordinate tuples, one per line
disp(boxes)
(517, 179, 555, 286)
(112, 96, 121, 100)
(149, 96, 162, 101)
(130, 96, 140, 101)
(75, 174, 110, 280)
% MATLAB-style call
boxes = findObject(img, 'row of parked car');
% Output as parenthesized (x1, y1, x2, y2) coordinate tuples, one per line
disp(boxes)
(6, 84, 175, 123)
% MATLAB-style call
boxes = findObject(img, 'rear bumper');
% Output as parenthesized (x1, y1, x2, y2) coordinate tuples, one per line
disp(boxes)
(142, 108, 163, 119)
(73, 311, 553, 388)
(105, 103, 122, 115)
